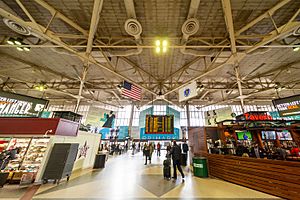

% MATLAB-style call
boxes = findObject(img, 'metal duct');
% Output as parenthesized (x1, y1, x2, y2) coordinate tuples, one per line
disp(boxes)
(124, 18, 142, 43)
(180, 0, 215, 57)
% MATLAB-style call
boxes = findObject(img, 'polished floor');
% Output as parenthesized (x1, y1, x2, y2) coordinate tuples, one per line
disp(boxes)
(2, 150, 279, 200)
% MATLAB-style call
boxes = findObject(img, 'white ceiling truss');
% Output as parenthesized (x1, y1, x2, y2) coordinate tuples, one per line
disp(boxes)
(0, 0, 299, 108)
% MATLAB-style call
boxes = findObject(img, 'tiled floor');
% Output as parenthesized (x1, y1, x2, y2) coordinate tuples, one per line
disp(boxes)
(29, 151, 278, 200)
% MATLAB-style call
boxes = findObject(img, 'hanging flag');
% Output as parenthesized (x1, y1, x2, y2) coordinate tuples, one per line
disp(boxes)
(178, 81, 198, 102)
(121, 81, 142, 101)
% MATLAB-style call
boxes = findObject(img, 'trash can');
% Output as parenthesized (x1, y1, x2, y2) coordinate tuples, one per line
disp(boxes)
(0, 172, 9, 187)
(93, 154, 106, 169)
(192, 157, 208, 178)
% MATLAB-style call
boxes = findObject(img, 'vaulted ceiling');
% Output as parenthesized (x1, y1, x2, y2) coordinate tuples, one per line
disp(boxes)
(0, 0, 299, 109)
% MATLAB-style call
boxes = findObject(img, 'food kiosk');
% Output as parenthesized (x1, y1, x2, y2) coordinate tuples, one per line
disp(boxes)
(188, 112, 300, 199)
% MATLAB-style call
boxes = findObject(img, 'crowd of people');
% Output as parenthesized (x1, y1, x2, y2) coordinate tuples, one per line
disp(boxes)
(209, 139, 299, 161)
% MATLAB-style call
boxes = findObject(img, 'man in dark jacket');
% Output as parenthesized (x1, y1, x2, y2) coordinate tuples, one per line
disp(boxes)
(170, 141, 185, 181)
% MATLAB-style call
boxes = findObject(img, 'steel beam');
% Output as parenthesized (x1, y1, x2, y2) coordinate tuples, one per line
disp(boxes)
(221, 0, 244, 110)
(235, 0, 291, 36)
(0, 7, 157, 96)
(34, 0, 88, 36)
(119, 57, 159, 81)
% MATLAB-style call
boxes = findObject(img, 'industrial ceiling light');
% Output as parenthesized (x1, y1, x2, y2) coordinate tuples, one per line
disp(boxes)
(293, 46, 300, 52)
(155, 39, 168, 54)
(6, 38, 14, 45)
(23, 47, 30, 52)
(156, 46, 161, 53)
(14, 38, 22, 45)
(34, 84, 47, 91)
(16, 46, 23, 51)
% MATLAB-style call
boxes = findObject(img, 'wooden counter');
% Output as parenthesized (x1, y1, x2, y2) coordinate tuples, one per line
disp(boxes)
(207, 154, 300, 199)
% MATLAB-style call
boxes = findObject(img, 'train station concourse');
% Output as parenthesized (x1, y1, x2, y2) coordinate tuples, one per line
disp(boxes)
(0, 0, 299, 199)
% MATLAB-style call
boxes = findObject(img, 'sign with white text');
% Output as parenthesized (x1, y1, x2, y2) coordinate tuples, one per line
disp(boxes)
(272, 95, 300, 117)
(0, 91, 48, 117)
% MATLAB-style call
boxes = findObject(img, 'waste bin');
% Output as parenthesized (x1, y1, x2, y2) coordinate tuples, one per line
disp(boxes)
(192, 157, 208, 178)
(93, 154, 106, 169)
(0, 172, 9, 187)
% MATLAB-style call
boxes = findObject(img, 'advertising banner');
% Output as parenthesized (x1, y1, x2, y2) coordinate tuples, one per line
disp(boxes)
(272, 95, 300, 117)
(204, 107, 233, 126)
(0, 91, 48, 117)
(100, 126, 129, 140)
(85, 106, 115, 131)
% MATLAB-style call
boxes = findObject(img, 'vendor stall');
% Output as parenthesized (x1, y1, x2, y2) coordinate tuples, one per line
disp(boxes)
(0, 118, 79, 185)
(188, 117, 300, 199)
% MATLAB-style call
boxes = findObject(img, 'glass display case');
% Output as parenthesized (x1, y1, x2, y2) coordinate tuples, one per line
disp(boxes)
(21, 138, 50, 173)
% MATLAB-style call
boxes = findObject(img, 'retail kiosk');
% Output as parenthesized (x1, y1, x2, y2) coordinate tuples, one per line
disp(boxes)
(0, 118, 101, 185)
(188, 112, 300, 199)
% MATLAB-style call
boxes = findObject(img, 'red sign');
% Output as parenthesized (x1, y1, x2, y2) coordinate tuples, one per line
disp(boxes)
(244, 113, 273, 121)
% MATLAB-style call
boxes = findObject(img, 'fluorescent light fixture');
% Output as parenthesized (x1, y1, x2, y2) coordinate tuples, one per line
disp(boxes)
(162, 40, 167, 47)
(162, 47, 167, 53)
(155, 40, 160, 46)
(23, 47, 30, 51)
(14, 40, 22, 45)
(156, 47, 160, 53)
(16, 47, 23, 51)
(293, 47, 300, 52)
(7, 39, 14, 45)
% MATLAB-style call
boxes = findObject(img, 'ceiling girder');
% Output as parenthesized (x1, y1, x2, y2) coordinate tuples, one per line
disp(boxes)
(235, 0, 292, 36)
(34, 0, 88, 36)
(0, 7, 157, 97)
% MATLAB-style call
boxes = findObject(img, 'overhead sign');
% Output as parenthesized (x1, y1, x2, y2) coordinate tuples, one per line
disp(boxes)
(0, 91, 48, 117)
(272, 95, 300, 117)
(204, 107, 233, 126)
(179, 81, 198, 102)
(145, 115, 174, 134)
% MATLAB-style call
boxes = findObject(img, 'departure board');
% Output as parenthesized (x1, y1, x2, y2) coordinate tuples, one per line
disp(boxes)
(145, 115, 174, 134)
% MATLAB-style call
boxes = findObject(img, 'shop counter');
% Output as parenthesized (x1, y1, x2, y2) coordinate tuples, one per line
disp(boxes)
(207, 154, 300, 199)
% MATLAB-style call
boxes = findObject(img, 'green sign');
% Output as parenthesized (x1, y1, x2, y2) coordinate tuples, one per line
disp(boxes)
(0, 91, 48, 117)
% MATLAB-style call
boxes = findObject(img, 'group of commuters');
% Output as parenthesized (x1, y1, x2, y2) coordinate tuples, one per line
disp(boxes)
(210, 139, 299, 161)
(142, 142, 161, 164)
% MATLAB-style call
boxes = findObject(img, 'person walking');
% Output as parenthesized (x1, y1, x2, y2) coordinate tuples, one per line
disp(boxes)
(170, 141, 185, 181)
(143, 143, 150, 165)
(149, 143, 154, 164)
(132, 142, 136, 155)
(157, 142, 161, 157)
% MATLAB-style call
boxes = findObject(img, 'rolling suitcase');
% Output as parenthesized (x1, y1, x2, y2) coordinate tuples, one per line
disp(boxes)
(163, 158, 171, 179)
(163, 166, 171, 179)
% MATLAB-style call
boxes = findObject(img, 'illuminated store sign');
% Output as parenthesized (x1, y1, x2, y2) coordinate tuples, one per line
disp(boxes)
(0, 91, 48, 117)
(241, 112, 273, 121)
(272, 95, 300, 117)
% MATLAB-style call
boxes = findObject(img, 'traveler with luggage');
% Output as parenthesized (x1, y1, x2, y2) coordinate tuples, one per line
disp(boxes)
(170, 141, 185, 181)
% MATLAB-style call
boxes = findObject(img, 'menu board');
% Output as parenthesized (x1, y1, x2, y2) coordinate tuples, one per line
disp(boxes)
(261, 131, 276, 140)
(272, 94, 300, 117)
(145, 115, 174, 134)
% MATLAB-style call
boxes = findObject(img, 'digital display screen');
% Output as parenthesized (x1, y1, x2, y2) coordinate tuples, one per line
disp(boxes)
(261, 131, 276, 140)
(272, 94, 300, 117)
(145, 115, 174, 134)
(236, 131, 252, 140)
(277, 130, 293, 140)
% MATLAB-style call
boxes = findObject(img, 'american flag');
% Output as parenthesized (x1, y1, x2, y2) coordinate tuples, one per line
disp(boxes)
(121, 81, 142, 101)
